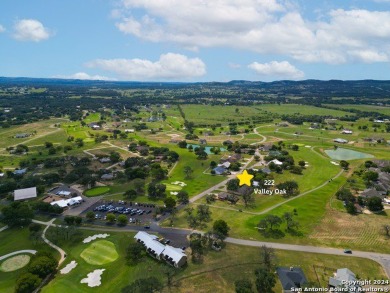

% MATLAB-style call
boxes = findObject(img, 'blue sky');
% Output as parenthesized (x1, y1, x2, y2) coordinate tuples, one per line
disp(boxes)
(1, 0, 390, 82)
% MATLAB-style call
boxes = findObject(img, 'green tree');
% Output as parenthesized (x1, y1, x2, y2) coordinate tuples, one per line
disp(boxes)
(346, 202, 357, 214)
(213, 219, 230, 239)
(367, 196, 384, 212)
(340, 160, 350, 170)
(255, 267, 276, 293)
(259, 245, 276, 271)
(117, 214, 128, 226)
(28, 256, 57, 278)
(15, 273, 41, 293)
(227, 179, 239, 191)
(124, 189, 138, 200)
(106, 213, 116, 223)
(177, 190, 189, 204)
(363, 171, 379, 183)
(235, 279, 254, 293)
(132, 178, 145, 195)
(183, 165, 193, 179)
(1, 202, 34, 227)
(264, 215, 282, 230)
(164, 197, 176, 210)
(126, 242, 144, 264)
(86, 211, 95, 222)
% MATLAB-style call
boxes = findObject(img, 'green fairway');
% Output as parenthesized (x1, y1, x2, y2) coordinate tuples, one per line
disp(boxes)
(84, 186, 111, 197)
(80, 240, 119, 265)
(0, 255, 31, 272)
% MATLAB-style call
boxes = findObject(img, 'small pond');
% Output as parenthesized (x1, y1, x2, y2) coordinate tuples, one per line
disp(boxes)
(325, 148, 374, 161)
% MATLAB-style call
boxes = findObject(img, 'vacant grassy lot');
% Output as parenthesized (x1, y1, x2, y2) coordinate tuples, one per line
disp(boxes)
(257, 104, 352, 117)
(84, 186, 111, 197)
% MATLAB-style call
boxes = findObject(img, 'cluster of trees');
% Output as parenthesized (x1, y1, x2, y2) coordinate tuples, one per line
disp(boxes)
(15, 252, 57, 293)
(185, 205, 212, 229)
(258, 212, 300, 235)
(234, 246, 278, 293)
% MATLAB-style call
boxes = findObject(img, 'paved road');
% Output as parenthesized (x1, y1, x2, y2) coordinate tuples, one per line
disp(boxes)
(0, 250, 37, 261)
(0, 225, 8, 232)
(225, 237, 390, 278)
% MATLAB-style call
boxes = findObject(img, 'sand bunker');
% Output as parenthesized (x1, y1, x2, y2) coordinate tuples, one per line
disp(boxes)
(171, 181, 187, 187)
(81, 269, 105, 287)
(83, 234, 110, 244)
(170, 191, 178, 195)
(305, 145, 311, 148)
(60, 260, 77, 274)
(331, 161, 340, 165)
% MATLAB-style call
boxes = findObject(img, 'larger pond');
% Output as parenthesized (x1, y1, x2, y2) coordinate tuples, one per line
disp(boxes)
(325, 148, 374, 161)
(187, 144, 227, 155)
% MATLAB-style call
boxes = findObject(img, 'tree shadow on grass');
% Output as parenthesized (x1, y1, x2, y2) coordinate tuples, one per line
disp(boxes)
(285, 229, 304, 237)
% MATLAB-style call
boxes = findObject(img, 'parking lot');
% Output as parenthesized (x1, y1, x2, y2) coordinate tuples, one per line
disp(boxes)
(81, 199, 158, 226)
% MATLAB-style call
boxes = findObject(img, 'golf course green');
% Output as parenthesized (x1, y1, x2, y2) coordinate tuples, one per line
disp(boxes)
(80, 240, 118, 265)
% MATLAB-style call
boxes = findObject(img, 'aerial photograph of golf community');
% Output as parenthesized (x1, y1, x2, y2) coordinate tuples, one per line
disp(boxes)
(3, 0, 390, 293)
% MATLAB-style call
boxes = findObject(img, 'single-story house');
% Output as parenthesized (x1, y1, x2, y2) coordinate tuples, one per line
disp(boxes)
(14, 187, 37, 201)
(15, 133, 30, 138)
(89, 122, 101, 130)
(199, 139, 207, 145)
(334, 138, 348, 144)
(341, 129, 353, 134)
(360, 188, 385, 199)
(213, 166, 227, 175)
(101, 173, 114, 180)
(219, 161, 231, 169)
(329, 268, 360, 292)
(269, 150, 282, 156)
(13, 168, 27, 176)
(276, 267, 307, 293)
(261, 167, 272, 174)
(236, 185, 254, 196)
(99, 157, 111, 163)
(259, 144, 272, 152)
(125, 129, 135, 133)
(268, 159, 283, 166)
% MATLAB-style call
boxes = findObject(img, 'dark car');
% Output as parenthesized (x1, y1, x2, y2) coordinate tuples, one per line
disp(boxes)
(344, 249, 352, 254)
(144, 225, 150, 229)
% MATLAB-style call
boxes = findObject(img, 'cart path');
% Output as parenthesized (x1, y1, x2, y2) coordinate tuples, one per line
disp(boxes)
(0, 250, 37, 261)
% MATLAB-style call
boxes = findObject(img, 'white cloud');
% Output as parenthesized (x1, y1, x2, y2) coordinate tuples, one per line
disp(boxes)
(54, 72, 116, 81)
(0, 25, 5, 33)
(114, 1, 390, 64)
(248, 61, 304, 79)
(86, 53, 206, 80)
(13, 19, 52, 42)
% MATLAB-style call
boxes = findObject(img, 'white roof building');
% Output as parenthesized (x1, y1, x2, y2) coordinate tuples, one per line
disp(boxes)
(329, 268, 360, 292)
(14, 187, 37, 201)
(219, 161, 231, 168)
(268, 159, 283, 166)
(134, 231, 187, 267)
(50, 196, 82, 208)
(161, 245, 187, 268)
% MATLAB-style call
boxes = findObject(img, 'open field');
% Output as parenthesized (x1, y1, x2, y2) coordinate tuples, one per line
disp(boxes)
(257, 104, 352, 117)
(325, 104, 390, 116)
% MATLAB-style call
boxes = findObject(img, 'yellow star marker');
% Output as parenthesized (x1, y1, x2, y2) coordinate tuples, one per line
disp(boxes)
(236, 170, 254, 186)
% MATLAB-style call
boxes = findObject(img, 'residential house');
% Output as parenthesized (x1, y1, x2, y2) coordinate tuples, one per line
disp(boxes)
(125, 129, 135, 133)
(261, 167, 272, 174)
(213, 166, 228, 175)
(334, 138, 348, 144)
(236, 185, 254, 197)
(89, 122, 101, 130)
(13, 168, 27, 176)
(268, 159, 283, 166)
(14, 133, 30, 138)
(199, 139, 207, 145)
(259, 144, 272, 152)
(341, 129, 353, 134)
(360, 188, 385, 199)
(101, 173, 114, 180)
(278, 122, 289, 127)
(277, 267, 307, 293)
(14, 187, 37, 201)
(99, 157, 111, 163)
(329, 268, 361, 293)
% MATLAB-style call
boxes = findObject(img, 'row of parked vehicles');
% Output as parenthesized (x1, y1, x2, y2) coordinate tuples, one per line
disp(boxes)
(93, 204, 153, 216)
